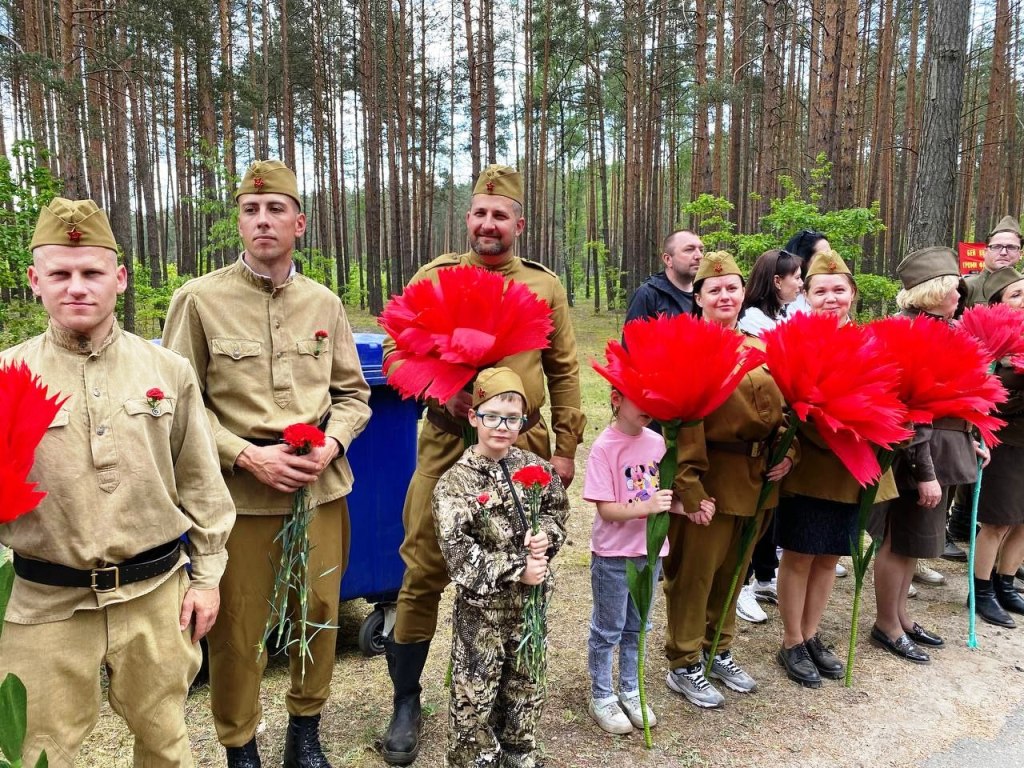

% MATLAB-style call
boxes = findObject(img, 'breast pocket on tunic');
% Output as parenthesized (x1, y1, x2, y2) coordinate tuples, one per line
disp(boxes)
(210, 337, 264, 389)
(123, 397, 175, 419)
(296, 338, 330, 361)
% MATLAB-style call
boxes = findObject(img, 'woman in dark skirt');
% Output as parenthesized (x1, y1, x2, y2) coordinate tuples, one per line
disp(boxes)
(973, 267, 1024, 628)
(775, 251, 898, 688)
(868, 246, 986, 664)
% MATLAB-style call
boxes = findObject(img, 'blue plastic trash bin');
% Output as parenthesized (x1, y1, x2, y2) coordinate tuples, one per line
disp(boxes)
(342, 333, 419, 655)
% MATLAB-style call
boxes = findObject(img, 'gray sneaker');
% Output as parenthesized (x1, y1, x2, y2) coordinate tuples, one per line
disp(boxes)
(666, 663, 725, 708)
(703, 650, 757, 693)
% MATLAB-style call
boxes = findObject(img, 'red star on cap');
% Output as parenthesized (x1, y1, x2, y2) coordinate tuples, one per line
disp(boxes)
(253, 177, 265, 188)
(827, 260, 837, 271)
(476, 387, 486, 398)
(67, 227, 82, 242)
(713, 263, 723, 273)
(486, 181, 495, 192)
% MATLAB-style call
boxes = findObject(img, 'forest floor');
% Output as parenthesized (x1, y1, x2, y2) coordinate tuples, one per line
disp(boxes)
(77, 303, 1024, 767)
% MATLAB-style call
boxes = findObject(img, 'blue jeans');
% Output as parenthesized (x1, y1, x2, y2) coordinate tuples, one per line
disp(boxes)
(588, 554, 661, 699)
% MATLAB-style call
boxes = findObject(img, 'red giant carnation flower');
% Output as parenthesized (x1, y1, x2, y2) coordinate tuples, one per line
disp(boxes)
(379, 265, 554, 404)
(867, 315, 1006, 445)
(762, 312, 910, 486)
(0, 361, 68, 523)
(958, 303, 1024, 363)
(591, 313, 765, 424)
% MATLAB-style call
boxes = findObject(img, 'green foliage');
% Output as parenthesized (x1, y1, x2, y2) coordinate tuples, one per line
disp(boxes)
(855, 273, 901, 321)
(681, 195, 736, 251)
(294, 248, 336, 289)
(0, 301, 48, 350)
(132, 263, 190, 339)
(0, 141, 63, 290)
(341, 260, 368, 308)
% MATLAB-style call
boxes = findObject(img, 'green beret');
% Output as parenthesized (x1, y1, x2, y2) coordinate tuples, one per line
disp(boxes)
(472, 367, 528, 410)
(30, 198, 117, 252)
(989, 215, 1021, 242)
(981, 267, 1024, 304)
(472, 165, 523, 206)
(694, 250, 742, 282)
(806, 249, 852, 279)
(896, 246, 960, 289)
(235, 160, 302, 208)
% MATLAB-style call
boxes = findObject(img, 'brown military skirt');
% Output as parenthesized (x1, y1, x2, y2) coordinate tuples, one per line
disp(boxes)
(978, 444, 1024, 526)
(867, 486, 949, 559)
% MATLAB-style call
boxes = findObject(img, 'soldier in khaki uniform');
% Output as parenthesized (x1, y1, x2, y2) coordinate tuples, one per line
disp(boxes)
(381, 165, 585, 765)
(432, 368, 569, 768)
(163, 161, 371, 768)
(0, 199, 235, 768)
(964, 216, 1022, 307)
(663, 252, 798, 709)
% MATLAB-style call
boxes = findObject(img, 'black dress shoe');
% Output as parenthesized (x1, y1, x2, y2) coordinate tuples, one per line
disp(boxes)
(804, 634, 844, 679)
(777, 643, 822, 688)
(941, 534, 967, 562)
(870, 626, 930, 664)
(905, 622, 944, 648)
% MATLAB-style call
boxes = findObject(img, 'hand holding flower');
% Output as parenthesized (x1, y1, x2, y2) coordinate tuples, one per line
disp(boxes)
(237, 444, 321, 493)
(641, 489, 674, 517)
(519, 554, 548, 586)
(765, 456, 794, 482)
(524, 530, 550, 558)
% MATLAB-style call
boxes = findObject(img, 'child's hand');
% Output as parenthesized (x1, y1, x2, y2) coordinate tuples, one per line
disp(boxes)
(520, 554, 548, 585)
(686, 497, 716, 526)
(639, 489, 674, 517)
(524, 530, 550, 557)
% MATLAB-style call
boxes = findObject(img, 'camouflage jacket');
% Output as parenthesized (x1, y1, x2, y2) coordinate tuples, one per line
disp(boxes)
(432, 446, 569, 604)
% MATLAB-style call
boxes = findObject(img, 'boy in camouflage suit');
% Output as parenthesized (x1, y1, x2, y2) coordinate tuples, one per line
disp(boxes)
(432, 367, 569, 767)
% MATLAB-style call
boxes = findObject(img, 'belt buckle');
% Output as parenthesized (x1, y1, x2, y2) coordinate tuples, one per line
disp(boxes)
(750, 442, 764, 458)
(91, 565, 120, 593)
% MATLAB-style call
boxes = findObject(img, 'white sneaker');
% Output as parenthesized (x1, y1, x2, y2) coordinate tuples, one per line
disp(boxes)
(913, 561, 946, 585)
(908, 583, 918, 598)
(736, 584, 768, 623)
(835, 562, 848, 578)
(618, 690, 657, 729)
(666, 664, 725, 708)
(588, 695, 633, 735)
(752, 578, 778, 604)
(703, 650, 757, 693)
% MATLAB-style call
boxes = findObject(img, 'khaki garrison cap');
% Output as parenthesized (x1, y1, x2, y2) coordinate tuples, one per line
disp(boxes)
(30, 198, 117, 252)
(896, 246, 960, 289)
(472, 367, 529, 410)
(472, 165, 524, 206)
(989, 215, 1021, 242)
(235, 160, 302, 208)
(981, 267, 1024, 304)
(695, 250, 742, 282)
(806, 250, 852, 279)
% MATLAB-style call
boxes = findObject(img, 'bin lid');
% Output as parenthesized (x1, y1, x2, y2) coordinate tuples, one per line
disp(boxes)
(354, 332, 388, 386)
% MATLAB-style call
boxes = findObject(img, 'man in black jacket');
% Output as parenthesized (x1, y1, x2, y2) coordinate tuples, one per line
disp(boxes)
(625, 229, 704, 322)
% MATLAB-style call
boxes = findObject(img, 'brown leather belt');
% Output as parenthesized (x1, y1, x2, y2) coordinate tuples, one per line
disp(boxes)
(13, 540, 182, 593)
(707, 439, 769, 458)
(426, 407, 541, 438)
(932, 417, 970, 432)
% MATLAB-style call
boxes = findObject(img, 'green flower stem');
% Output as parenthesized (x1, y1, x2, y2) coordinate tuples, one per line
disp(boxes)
(705, 422, 797, 676)
(967, 445, 985, 649)
(845, 448, 894, 687)
(628, 419, 680, 749)
(516, 485, 548, 686)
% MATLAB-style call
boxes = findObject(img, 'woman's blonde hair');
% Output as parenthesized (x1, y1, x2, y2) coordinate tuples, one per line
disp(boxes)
(895, 274, 960, 311)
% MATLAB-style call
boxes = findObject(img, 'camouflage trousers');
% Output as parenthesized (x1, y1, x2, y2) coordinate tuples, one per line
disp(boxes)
(447, 594, 545, 768)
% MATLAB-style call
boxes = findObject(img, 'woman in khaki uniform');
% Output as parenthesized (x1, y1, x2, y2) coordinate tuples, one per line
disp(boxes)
(775, 252, 898, 688)
(869, 246, 985, 664)
(972, 267, 1024, 628)
(663, 251, 796, 709)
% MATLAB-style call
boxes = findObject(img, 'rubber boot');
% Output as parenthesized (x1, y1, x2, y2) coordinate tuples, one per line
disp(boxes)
(283, 714, 333, 768)
(225, 737, 261, 768)
(382, 639, 430, 765)
(994, 573, 1024, 615)
(974, 576, 1015, 628)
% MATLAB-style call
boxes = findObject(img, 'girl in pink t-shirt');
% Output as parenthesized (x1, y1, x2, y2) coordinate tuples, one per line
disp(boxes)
(582, 389, 672, 735)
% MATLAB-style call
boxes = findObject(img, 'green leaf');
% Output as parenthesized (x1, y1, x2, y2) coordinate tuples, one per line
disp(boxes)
(645, 511, 670, 573)
(34, 750, 47, 768)
(0, 673, 28, 762)
(626, 561, 653, 625)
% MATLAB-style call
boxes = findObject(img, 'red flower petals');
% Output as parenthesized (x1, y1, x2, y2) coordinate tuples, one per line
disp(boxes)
(314, 330, 329, 340)
(379, 265, 554, 403)
(762, 312, 911, 486)
(477, 493, 490, 504)
(958, 303, 1024, 362)
(512, 465, 552, 489)
(591, 313, 765, 424)
(146, 387, 165, 400)
(0, 361, 68, 523)
(282, 423, 327, 454)
(867, 316, 1006, 445)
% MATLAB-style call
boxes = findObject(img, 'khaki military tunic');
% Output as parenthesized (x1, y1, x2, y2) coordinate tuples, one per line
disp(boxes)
(664, 335, 797, 669)
(965, 269, 994, 308)
(163, 257, 371, 744)
(432, 446, 568, 768)
(389, 250, 585, 643)
(0, 322, 234, 768)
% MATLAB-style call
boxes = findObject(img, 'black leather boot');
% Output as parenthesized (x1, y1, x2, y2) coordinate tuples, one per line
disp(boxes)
(381, 639, 430, 765)
(225, 737, 261, 768)
(283, 714, 332, 768)
(994, 573, 1024, 615)
(974, 576, 1015, 628)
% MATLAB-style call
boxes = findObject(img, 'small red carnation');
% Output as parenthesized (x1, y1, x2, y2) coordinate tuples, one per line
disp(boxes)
(315, 330, 329, 340)
(512, 465, 552, 489)
(282, 423, 327, 455)
(477, 493, 490, 504)
(146, 387, 164, 400)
